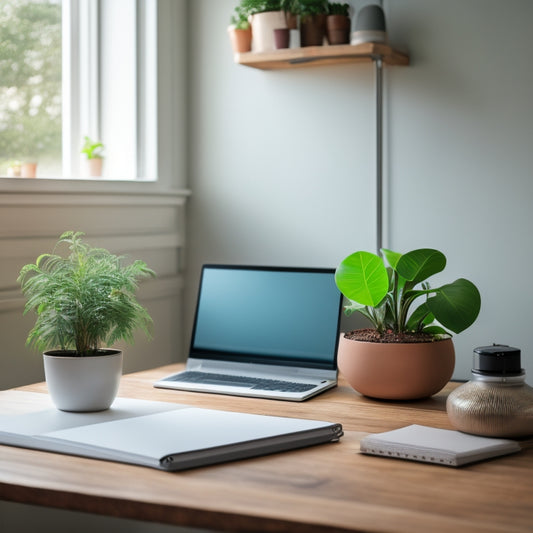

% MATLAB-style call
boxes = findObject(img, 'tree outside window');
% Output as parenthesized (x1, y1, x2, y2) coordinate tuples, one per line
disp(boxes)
(0, 0, 62, 177)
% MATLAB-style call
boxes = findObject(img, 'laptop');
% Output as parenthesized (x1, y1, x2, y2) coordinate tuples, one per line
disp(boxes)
(154, 265, 343, 401)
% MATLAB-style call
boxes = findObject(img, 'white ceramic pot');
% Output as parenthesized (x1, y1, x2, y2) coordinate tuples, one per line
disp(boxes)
(43, 350, 123, 412)
(250, 11, 287, 52)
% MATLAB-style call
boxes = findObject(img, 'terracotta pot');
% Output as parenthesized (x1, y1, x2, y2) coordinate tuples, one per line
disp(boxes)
(228, 26, 252, 53)
(21, 162, 37, 178)
(43, 349, 123, 412)
(300, 14, 327, 47)
(326, 15, 351, 45)
(87, 157, 103, 177)
(338, 334, 455, 400)
(285, 12, 298, 30)
(274, 28, 290, 49)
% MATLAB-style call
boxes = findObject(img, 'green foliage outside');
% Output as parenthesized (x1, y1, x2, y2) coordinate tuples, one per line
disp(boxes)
(0, 0, 62, 175)
(18, 232, 156, 356)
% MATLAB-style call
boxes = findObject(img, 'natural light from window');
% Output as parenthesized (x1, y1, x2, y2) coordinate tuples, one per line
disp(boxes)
(0, 0, 157, 181)
(0, 0, 62, 178)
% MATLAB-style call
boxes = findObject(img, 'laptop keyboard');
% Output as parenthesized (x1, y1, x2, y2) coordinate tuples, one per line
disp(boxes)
(167, 371, 317, 393)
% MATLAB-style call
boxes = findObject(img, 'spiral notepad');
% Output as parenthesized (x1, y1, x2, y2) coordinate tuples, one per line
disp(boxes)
(360, 425, 520, 467)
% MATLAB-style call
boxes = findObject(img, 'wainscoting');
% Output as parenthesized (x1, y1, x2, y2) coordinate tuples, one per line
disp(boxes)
(0, 181, 190, 390)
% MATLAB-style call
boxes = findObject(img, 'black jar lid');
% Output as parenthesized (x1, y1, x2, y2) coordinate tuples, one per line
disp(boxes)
(472, 344, 523, 376)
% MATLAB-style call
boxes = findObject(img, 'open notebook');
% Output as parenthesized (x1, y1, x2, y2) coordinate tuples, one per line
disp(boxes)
(155, 265, 343, 401)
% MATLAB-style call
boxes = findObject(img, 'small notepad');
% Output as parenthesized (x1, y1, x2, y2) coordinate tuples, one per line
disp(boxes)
(360, 425, 521, 467)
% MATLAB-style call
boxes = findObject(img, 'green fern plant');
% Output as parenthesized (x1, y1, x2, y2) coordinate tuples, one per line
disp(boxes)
(18, 231, 155, 356)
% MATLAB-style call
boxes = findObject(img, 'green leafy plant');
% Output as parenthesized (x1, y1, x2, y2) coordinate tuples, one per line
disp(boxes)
(80, 136, 104, 160)
(295, 0, 328, 17)
(237, 0, 281, 16)
(18, 231, 155, 356)
(328, 2, 350, 16)
(230, 5, 251, 29)
(335, 248, 481, 337)
(280, 0, 299, 13)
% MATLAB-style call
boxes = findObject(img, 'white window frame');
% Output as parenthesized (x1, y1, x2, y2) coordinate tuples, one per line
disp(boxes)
(62, 0, 158, 181)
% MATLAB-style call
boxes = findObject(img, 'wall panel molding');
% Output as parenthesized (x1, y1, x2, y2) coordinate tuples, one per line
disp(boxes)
(0, 186, 189, 389)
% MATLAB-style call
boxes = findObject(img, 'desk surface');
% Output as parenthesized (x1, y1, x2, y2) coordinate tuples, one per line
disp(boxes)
(1, 365, 532, 533)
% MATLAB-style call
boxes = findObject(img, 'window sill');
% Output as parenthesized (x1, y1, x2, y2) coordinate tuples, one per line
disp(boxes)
(0, 176, 191, 201)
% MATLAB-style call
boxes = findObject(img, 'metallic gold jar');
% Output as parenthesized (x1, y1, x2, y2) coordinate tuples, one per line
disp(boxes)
(447, 344, 533, 438)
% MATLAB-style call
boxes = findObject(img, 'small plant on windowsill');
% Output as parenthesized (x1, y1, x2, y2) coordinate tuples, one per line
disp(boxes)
(18, 231, 156, 411)
(81, 136, 104, 177)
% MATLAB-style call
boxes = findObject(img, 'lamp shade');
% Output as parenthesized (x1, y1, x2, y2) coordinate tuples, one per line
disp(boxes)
(351, 4, 388, 45)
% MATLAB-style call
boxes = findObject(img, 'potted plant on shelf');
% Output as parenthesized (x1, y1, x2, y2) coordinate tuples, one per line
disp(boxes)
(228, 5, 252, 53)
(334, 248, 481, 400)
(238, 0, 287, 52)
(18, 231, 155, 412)
(280, 0, 298, 29)
(326, 2, 351, 45)
(296, 0, 328, 47)
(81, 135, 104, 177)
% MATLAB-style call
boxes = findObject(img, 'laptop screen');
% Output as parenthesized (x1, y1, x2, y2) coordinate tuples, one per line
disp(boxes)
(189, 265, 343, 370)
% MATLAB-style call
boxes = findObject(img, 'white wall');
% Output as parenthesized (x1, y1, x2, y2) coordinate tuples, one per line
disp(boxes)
(186, 0, 533, 379)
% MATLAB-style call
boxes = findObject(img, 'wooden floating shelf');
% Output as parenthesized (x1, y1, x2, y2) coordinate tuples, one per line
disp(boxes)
(234, 42, 409, 70)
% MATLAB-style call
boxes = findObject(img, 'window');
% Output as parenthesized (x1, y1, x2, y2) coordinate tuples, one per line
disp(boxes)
(0, 0, 62, 177)
(0, 0, 157, 181)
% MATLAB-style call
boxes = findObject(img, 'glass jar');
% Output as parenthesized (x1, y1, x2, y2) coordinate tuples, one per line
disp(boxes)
(446, 344, 533, 438)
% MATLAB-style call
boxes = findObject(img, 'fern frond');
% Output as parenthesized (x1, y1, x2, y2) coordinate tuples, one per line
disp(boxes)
(18, 232, 156, 356)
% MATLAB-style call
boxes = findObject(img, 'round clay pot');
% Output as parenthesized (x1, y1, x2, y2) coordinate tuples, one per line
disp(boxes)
(300, 14, 327, 47)
(21, 162, 37, 178)
(87, 157, 103, 177)
(274, 28, 290, 49)
(228, 26, 252, 53)
(337, 334, 455, 400)
(326, 15, 351, 45)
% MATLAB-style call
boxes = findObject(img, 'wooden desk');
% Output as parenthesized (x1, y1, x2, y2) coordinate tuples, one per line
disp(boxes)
(1, 365, 532, 533)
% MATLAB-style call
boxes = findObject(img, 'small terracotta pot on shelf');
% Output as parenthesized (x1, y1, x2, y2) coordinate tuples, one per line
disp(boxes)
(326, 14, 351, 45)
(274, 28, 290, 49)
(300, 14, 327, 47)
(228, 26, 252, 53)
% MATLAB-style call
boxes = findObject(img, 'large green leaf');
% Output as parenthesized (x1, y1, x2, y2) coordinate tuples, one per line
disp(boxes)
(335, 251, 389, 307)
(426, 278, 481, 334)
(396, 249, 446, 284)
(381, 248, 402, 269)
(406, 301, 433, 330)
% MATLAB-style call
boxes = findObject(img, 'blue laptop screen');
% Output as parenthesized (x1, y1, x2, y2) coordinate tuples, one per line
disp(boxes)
(189, 266, 342, 370)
